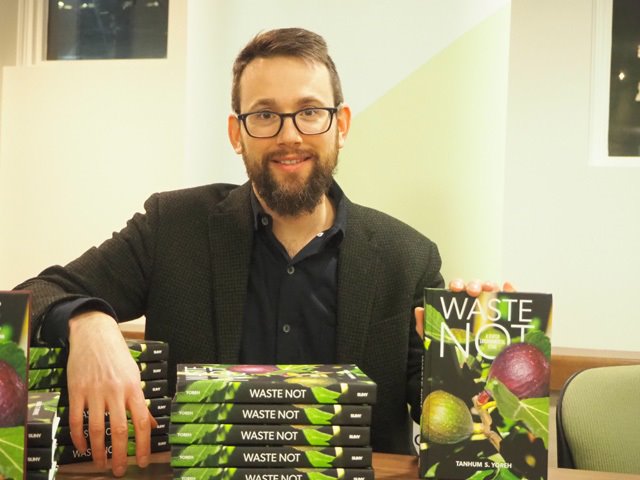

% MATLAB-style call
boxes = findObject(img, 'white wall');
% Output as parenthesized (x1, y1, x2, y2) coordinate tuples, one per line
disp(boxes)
(0, 2, 187, 287)
(504, 0, 640, 350)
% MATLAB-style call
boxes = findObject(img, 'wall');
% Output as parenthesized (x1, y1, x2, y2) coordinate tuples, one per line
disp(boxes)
(504, 0, 640, 350)
(0, 0, 18, 134)
(0, 1, 187, 286)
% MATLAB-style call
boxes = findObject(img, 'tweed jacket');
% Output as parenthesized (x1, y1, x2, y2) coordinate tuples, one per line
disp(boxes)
(19, 181, 444, 454)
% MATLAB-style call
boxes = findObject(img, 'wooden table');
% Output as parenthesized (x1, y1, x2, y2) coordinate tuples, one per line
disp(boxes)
(57, 452, 640, 479)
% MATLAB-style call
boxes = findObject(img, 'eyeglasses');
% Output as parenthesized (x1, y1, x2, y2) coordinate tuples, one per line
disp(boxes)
(237, 107, 338, 138)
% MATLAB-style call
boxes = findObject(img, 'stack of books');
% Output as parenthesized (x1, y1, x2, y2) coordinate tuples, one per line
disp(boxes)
(170, 364, 376, 480)
(26, 391, 60, 479)
(27, 339, 172, 464)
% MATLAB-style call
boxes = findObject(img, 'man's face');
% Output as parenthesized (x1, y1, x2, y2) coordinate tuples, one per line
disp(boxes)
(228, 56, 350, 216)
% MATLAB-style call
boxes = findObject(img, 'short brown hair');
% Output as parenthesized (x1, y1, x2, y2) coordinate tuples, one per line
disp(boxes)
(231, 28, 343, 113)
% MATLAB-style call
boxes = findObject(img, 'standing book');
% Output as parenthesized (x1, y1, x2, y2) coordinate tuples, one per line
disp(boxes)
(420, 289, 552, 479)
(0, 291, 31, 480)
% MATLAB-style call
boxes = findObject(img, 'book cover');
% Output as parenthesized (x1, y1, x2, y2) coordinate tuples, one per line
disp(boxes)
(55, 415, 170, 445)
(175, 365, 376, 404)
(26, 391, 61, 447)
(55, 434, 169, 464)
(172, 467, 375, 480)
(170, 402, 372, 426)
(419, 289, 552, 479)
(170, 445, 372, 468)
(0, 291, 30, 480)
(28, 339, 168, 369)
(57, 395, 172, 425)
(169, 424, 370, 446)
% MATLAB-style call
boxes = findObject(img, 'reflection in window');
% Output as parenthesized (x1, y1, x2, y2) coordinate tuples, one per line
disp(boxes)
(47, 0, 168, 60)
(609, 0, 640, 156)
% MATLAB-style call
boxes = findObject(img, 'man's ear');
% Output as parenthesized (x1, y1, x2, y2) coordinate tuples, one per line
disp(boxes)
(336, 104, 351, 149)
(228, 114, 243, 154)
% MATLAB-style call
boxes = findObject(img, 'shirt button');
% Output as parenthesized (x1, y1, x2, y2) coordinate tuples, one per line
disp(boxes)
(287, 265, 295, 275)
(261, 217, 269, 226)
(282, 324, 291, 333)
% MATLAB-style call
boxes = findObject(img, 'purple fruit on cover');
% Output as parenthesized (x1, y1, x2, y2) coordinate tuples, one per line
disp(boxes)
(0, 360, 26, 427)
(487, 342, 550, 399)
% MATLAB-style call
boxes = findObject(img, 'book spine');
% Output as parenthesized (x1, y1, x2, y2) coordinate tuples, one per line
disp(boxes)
(27, 422, 56, 448)
(28, 367, 66, 390)
(57, 396, 172, 425)
(55, 434, 169, 465)
(137, 361, 169, 381)
(171, 467, 375, 480)
(35, 379, 168, 406)
(29, 340, 169, 368)
(170, 446, 372, 468)
(56, 416, 170, 445)
(28, 347, 66, 368)
(26, 445, 55, 470)
(168, 424, 370, 446)
(170, 403, 372, 426)
(174, 380, 376, 404)
(126, 340, 169, 362)
(25, 466, 58, 480)
(28, 361, 167, 389)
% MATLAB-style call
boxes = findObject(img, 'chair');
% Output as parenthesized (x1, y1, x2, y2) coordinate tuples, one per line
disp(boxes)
(556, 364, 640, 474)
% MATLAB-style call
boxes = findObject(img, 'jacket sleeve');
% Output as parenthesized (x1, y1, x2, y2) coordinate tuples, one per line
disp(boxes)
(14, 193, 161, 345)
(406, 240, 445, 425)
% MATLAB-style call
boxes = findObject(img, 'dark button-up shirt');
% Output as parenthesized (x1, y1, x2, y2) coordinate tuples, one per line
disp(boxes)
(239, 183, 346, 364)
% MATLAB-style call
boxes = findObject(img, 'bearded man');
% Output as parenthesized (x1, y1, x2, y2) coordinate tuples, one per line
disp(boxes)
(17, 28, 446, 476)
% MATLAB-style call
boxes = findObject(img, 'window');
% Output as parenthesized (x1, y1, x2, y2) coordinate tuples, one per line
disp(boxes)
(46, 0, 168, 60)
(608, 0, 640, 157)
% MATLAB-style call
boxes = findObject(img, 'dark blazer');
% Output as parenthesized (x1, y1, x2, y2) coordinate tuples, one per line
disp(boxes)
(19, 182, 443, 454)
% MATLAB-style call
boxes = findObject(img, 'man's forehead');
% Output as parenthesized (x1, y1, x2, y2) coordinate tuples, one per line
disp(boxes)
(239, 56, 333, 109)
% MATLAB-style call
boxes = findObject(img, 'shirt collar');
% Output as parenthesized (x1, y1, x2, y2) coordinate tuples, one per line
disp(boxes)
(250, 181, 347, 238)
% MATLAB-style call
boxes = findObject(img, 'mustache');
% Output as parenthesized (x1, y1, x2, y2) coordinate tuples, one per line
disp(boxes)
(264, 148, 318, 162)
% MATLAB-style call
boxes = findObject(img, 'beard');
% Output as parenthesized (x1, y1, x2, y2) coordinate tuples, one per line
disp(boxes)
(242, 140, 338, 217)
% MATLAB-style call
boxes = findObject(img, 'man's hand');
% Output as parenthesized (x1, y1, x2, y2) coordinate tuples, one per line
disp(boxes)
(414, 280, 516, 338)
(67, 311, 157, 477)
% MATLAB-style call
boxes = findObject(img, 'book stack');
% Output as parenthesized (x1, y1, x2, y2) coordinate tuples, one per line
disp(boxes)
(170, 364, 377, 480)
(27, 339, 172, 464)
(26, 391, 61, 480)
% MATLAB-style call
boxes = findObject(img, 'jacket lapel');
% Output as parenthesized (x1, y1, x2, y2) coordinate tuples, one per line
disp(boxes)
(336, 202, 380, 363)
(208, 183, 253, 363)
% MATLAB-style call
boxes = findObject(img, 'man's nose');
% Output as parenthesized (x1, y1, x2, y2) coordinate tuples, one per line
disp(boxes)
(276, 116, 302, 144)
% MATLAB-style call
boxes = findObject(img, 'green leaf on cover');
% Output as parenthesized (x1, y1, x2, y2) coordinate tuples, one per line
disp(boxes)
(301, 427, 333, 446)
(304, 407, 335, 425)
(304, 448, 335, 467)
(487, 379, 549, 448)
(0, 426, 25, 480)
(311, 386, 341, 404)
(524, 330, 551, 359)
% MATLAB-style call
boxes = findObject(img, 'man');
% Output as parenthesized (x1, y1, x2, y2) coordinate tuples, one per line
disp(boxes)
(16, 28, 495, 477)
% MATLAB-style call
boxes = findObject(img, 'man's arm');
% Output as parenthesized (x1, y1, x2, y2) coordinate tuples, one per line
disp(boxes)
(66, 311, 155, 476)
(14, 194, 162, 477)
(406, 251, 445, 425)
